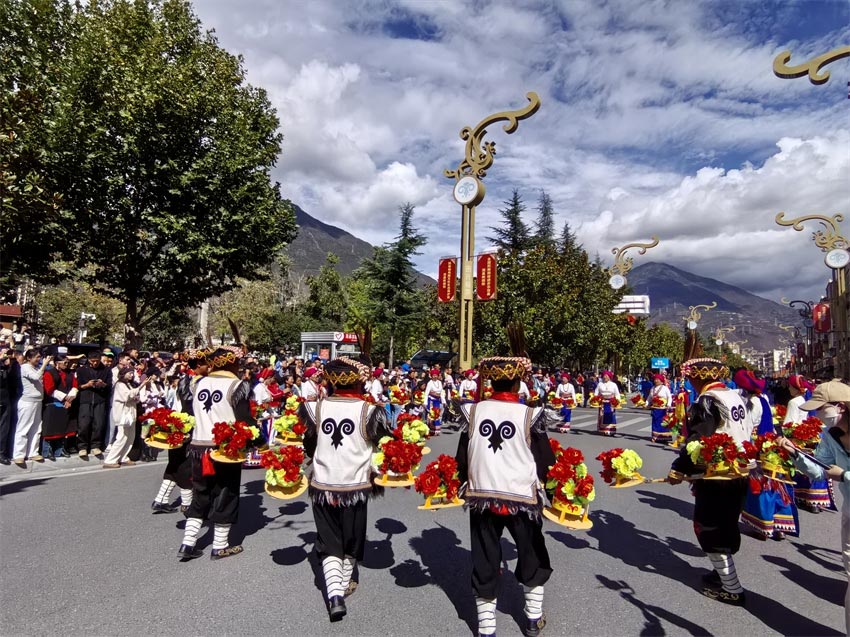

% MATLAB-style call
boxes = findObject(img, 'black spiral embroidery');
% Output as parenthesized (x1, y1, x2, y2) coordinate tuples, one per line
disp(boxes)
(322, 417, 355, 449)
(197, 388, 223, 413)
(480, 418, 516, 453)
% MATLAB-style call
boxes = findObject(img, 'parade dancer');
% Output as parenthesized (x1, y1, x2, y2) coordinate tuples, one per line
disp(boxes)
(648, 374, 672, 443)
(786, 375, 836, 514)
(737, 369, 798, 541)
(302, 357, 392, 622)
(302, 367, 324, 402)
(151, 349, 210, 514)
(667, 358, 751, 606)
(424, 368, 444, 436)
(459, 369, 478, 404)
(555, 375, 575, 434)
(456, 356, 555, 637)
(594, 370, 620, 436)
(178, 346, 253, 561)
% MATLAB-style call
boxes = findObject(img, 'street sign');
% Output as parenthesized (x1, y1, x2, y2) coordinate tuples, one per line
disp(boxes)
(437, 257, 457, 303)
(651, 357, 669, 369)
(476, 253, 497, 301)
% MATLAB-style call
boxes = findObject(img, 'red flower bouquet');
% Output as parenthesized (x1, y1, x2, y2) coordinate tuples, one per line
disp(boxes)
(589, 395, 603, 408)
(662, 410, 683, 437)
(548, 393, 564, 409)
(544, 444, 595, 529)
(142, 408, 195, 449)
(748, 432, 795, 482)
(412, 390, 425, 405)
(212, 420, 260, 461)
(373, 435, 423, 486)
(685, 432, 752, 478)
(772, 404, 787, 426)
(528, 389, 540, 405)
(389, 385, 411, 405)
(629, 393, 646, 408)
(596, 448, 644, 487)
(273, 395, 306, 444)
(650, 395, 666, 409)
(783, 416, 823, 450)
(609, 397, 620, 409)
(261, 445, 308, 499)
(415, 454, 463, 509)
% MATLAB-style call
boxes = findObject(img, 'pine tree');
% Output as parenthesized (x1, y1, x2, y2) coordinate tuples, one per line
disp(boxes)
(533, 190, 555, 245)
(488, 189, 530, 254)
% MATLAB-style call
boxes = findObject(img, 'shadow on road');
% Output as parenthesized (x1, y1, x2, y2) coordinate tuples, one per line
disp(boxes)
(746, 588, 843, 636)
(361, 517, 407, 570)
(791, 541, 843, 573)
(0, 478, 50, 496)
(762, 554, 844, 606)
(635, 489, 694, 521)
(233, 482, 309, 545)
(597, 574, 712, 636)
(403, 523, 477, 635)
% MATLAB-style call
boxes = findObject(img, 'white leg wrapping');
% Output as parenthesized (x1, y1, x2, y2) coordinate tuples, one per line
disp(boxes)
(708, 552, 743, 593)
(523, 584, 544, 620)
(181, 518, 202, 548)
(476, 597, 497, 635)
(322, 556, 344, 600)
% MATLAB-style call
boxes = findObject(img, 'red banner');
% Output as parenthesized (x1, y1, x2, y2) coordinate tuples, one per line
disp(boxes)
(813, 302, 831, 333)
(476, 253, 497, 301)
(437, 258, 457, 303)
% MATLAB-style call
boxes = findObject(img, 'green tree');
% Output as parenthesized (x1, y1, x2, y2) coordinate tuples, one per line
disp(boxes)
(488, 189, 530, 254)
(532, 190, 555, 246)
(0, 0, 73, 286)
(211, 272, 289, 351)
(44, 0, 295, 342)
(354, 203, 426, 366)
(303, 253, 348, 330)
(37, 281, 124, 344)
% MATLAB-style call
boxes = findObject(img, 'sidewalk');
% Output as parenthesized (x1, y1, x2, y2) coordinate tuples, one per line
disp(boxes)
(0, 454, 161, 485)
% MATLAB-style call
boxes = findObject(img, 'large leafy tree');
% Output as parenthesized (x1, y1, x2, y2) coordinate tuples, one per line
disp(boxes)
(45, 0, 295, 341)
(0, 0, 73, 287)
(354, 203, 426, 366)
(303, 253, 348, 330)
(37, 280, 124, 344)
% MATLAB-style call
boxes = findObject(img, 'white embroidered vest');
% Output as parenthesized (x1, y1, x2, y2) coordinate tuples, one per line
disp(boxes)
(703, 388, 751, 446)
(307, 397, 375, 493)
(192, 372, 240, 445)
(463, 401, 541, 506)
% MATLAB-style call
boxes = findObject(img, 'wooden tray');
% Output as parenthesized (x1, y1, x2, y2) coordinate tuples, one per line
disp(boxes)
(145, 437, 181, 450)
(264, 476, 308, 500)
(210, 449, 247, 463)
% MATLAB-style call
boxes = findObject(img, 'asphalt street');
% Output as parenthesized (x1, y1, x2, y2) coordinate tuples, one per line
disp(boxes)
(0, 407, 844, 637)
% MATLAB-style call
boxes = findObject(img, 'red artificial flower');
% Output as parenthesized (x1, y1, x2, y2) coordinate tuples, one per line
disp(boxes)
(292, 422, 307, 436)
(561, 447, 584, 466)
(574, 476, 595, 498)
(414, 469, 442, 496)
(549, 438, 564, 458)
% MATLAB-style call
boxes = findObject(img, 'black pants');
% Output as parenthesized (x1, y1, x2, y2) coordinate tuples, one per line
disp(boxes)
(313, 499, 368, 561)
(163, 445, 192, 489)
(186, 447, 242, 524)
(76, 402, 107, 451)
(692, 479, 748, 554)
(470, 509, 552, 599)
(0, 399, 15, 458)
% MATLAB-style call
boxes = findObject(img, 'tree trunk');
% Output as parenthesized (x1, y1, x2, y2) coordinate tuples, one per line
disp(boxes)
(388, 332, 395, 369)
(124, 300, 143, 350)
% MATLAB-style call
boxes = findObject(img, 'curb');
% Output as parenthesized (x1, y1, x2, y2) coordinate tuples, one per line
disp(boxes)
(0, 458, 161, 486)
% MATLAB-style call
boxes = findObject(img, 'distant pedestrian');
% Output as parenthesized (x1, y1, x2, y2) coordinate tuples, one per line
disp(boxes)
(13, 349, 52, 464)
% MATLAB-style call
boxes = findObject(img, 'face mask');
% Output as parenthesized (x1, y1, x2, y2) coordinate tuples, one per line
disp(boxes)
(818, 405, 842, 428)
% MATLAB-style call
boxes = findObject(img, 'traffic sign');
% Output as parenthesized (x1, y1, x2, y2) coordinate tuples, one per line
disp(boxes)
(651, 357, 669, 369)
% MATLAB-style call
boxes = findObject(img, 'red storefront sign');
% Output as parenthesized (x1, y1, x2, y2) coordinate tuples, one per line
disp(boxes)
(813, 303, 831, 333)
(476, 253, 497, 301)
(437, 258, 457, 303)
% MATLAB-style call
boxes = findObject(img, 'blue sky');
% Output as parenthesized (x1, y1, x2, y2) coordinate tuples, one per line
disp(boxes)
(191, 0, 849, 302)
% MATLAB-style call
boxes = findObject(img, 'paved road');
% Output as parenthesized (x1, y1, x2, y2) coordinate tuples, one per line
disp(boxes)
(1, 407, 844, 636)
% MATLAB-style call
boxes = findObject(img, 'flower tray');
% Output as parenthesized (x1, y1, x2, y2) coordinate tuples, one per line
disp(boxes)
(417, 493, 465, 511)
(210, 449, 247, 463)
(694, 461, 753, 481)
(668, 436, 684, 449)
(543, 500, 593, 530)
(275, 433, 304, 447)
(758, 460, 795, 484)
(610, 472, 645, 489)
(145, 437, 181, 450)
(264, 476, 308, 500)
(420, 446, 431, 456)
(374, 471, 415, 488)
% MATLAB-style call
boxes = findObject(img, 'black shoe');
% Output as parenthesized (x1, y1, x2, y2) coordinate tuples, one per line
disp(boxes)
(0, 456, 10, 465)
(702, 571, 721, 588)
(177, 544, 203, 561)
(525, 614, 546, 637)
(344, 579, 358, 598)
(328, 596, 346, 622)
(702, 587, 746, 606)
(60, 449, 71, 458)
(809, 506, 821, 514)
(772, 531, 786, 541)
(151, 501, 179, 514)
(180, 504, 189, 516)
(210, 545, 244, 560)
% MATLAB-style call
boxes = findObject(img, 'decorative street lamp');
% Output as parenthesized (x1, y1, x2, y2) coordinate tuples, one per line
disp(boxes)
(607, 237, 660, 290)
(445, 92, 541, 371)
(713, 325, 735, 346)
(683, 302, 717, 331)
(773, 45, 850, 85)
(781, 298, 815, 376)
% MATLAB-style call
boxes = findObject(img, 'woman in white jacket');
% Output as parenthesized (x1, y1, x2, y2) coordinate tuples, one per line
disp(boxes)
(103, 368, 150, 468)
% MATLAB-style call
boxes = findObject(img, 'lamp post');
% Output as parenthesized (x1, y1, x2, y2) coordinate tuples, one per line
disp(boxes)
(444, 92, 541, 371)
(773, 45, 850, 85)
(683, 302, 717, 332)
(607, 237, 660, 290)
(775, 212, 849, 379)
(781, 298, 815, 377)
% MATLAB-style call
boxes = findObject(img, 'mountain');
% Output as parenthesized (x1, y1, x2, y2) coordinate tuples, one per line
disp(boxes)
(627, 262, 800, 353)
(285, 204, 435, 290)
